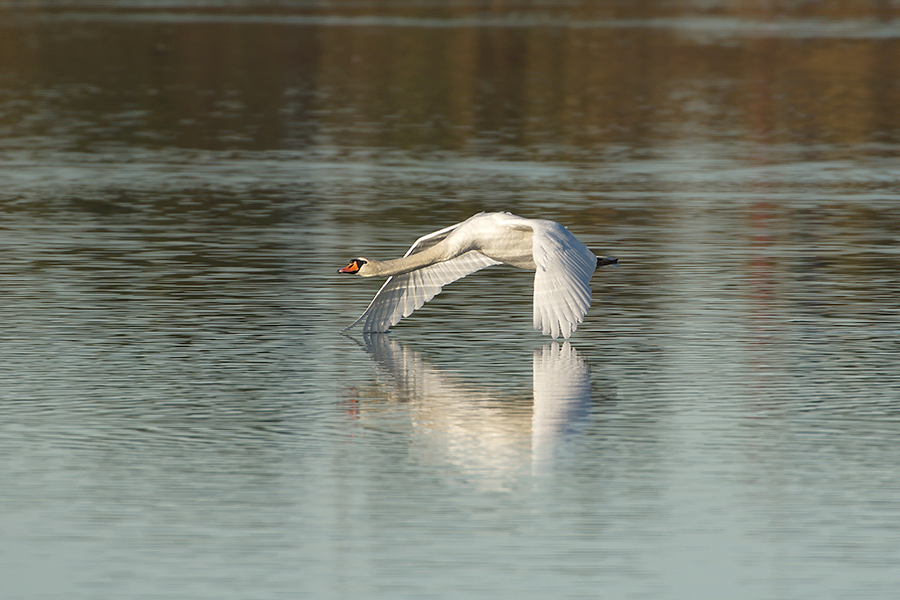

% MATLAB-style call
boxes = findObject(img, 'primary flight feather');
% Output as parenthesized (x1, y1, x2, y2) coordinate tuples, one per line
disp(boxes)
(337, 211, 617, 339)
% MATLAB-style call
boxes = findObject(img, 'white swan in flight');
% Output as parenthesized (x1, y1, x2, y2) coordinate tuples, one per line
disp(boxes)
(337, 211, 617, 338)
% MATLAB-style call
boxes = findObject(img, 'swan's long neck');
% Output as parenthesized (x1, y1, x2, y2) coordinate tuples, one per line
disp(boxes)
(362, 244, 449, 277)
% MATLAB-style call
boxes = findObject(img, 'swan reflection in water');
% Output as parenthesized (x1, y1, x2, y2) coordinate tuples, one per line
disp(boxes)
(347, 334, 603, 480)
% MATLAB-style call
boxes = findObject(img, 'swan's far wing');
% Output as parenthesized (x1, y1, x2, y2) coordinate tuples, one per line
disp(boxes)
(399, 220, 463, 258)
(346, 251, 501, 333)
(531, 221, 597, 339)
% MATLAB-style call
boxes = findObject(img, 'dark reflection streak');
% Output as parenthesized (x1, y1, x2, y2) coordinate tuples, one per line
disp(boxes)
(6, 13, 900, 39)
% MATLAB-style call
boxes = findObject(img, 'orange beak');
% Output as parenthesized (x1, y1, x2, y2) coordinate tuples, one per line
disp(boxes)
(338, 260, 360, 274)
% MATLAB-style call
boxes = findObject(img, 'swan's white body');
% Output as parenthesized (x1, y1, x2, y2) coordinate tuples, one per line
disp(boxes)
(339, 211, 614, 339)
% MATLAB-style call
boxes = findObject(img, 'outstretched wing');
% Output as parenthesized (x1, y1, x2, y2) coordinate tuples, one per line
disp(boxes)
(343, 216, 500, 333)
(347, 251, 501, 333)
(531, 220, 597, 339)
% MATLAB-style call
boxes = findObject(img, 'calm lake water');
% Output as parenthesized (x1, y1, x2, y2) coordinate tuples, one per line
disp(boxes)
(2, 2, 900, 599)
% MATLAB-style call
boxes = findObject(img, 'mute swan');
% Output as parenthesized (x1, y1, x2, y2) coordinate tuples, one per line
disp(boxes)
(338, 211, 617, 338)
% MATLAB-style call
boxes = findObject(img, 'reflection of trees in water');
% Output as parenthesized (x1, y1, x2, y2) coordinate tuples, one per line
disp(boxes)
(1, 7, 897, 154)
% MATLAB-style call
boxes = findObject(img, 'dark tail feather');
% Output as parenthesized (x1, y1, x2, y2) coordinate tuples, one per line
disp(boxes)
(596, 256, 618, 267)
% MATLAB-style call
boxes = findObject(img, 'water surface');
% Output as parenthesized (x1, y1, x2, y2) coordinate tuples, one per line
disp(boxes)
(2, 3, 900, 599)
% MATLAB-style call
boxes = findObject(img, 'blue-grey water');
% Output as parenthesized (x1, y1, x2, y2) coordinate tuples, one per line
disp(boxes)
(2, 3, 900, 599)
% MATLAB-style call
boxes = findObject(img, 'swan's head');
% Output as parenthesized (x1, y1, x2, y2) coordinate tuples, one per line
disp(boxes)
(337, 258, 369, 275)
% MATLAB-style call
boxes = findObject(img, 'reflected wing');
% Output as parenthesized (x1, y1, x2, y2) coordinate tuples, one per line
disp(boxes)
(351, 250, 501, 333)
(532, 341, 592, 462)
(531, 220, 597, 339)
